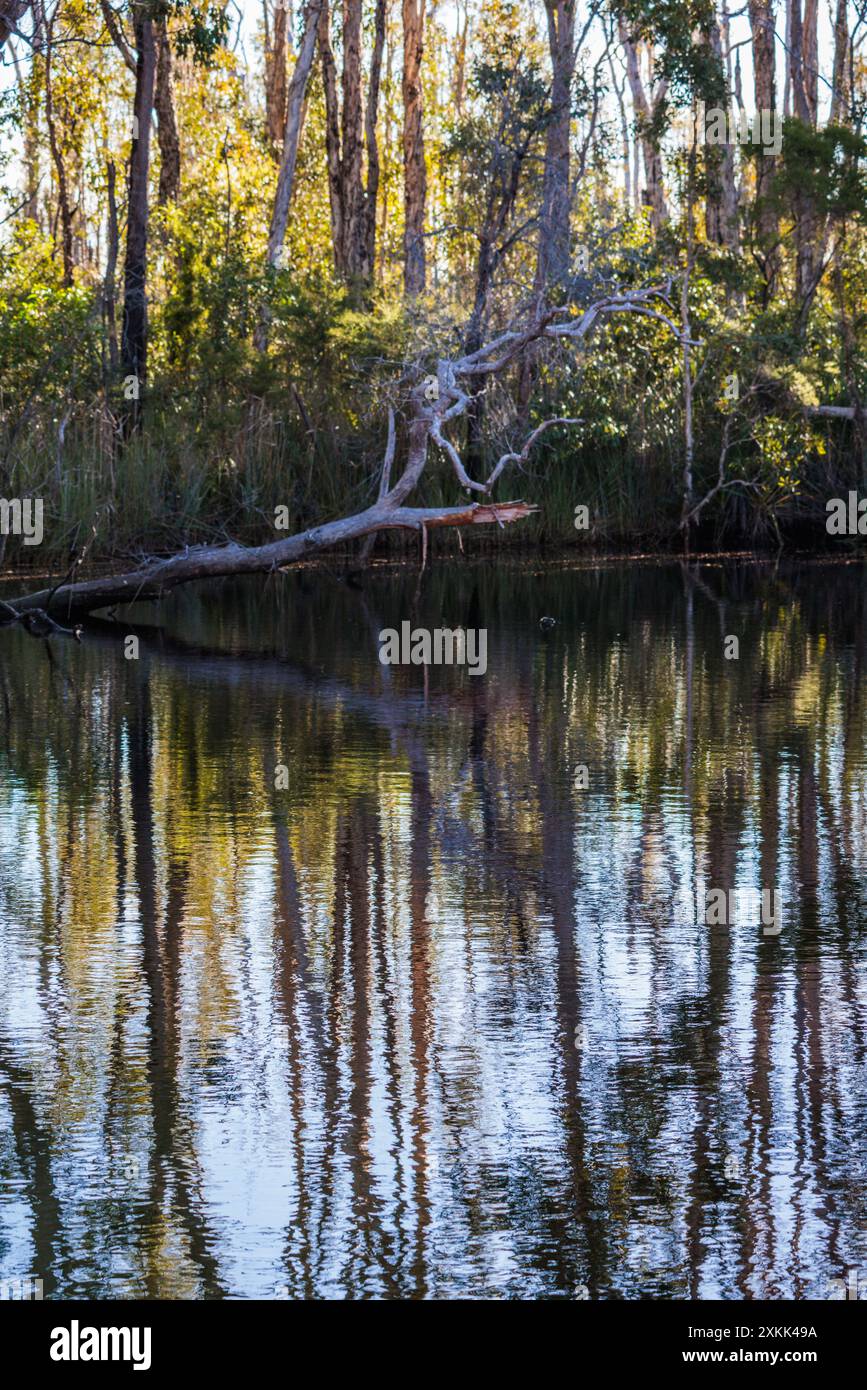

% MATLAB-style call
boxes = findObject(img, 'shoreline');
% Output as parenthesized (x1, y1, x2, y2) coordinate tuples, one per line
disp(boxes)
(4, 543, 867, 591)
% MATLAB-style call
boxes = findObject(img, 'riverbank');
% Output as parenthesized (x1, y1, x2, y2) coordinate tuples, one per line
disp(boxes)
(2, 493, 865, 586)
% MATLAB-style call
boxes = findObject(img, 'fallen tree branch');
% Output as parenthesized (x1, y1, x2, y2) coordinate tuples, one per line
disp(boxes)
(3, 282, 688, 627)
(0, 596, 81, 637)
(1, 501, 537, 623)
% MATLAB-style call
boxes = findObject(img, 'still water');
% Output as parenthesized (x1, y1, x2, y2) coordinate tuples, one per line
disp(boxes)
(0, 558, 866, 1300)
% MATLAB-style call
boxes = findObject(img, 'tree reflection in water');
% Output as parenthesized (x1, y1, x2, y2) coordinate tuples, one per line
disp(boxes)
(1, 559, 866, 1299)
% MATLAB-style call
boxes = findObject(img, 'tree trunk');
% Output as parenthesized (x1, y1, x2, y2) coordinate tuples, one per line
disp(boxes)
(121, 11, 157, 419)
(265, 0, 290, 155)
(619, 21, 668, 230)
(377, 16, 394, 285)
(748, 0, 779, 301)
(320, 0, 387, 294)
(608, 48, 631, 208)
(537, 0, 576, 288)
(682, 140, 696, 536)
(703, 17, 738, 250)
(518, 3, 577, 426)
(466, 99, 539, 469)
(832, 252, 866, 487)
(789, 0, 821, 323)
(453, 0, 469, 116)
(263, 0, 325, 271)
(340, 0, 366, 284)
(790, 0, 818, 122)
(319, 0, 364, 284)
(103, 159, 119, 375)
(319, 1, 344, 265)
(1, 501, 537, 624)
(830, 0, 849, 123)
(783, 0, 792, 115)
(44, 13, 73, 286)
(22, 70, 41, 224)
(154, 17, 180, 205)
(402, 0, 426, 296)
(363, 0, 388, 283)
(256, 0, 326, 349)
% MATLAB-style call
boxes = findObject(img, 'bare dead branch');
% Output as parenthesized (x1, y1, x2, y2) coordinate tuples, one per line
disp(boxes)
(377, 406, 396, 500)
(485, 416, 582, 489)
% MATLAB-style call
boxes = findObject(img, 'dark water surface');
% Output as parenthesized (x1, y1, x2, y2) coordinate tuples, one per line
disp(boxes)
(1, 558, 866, 1300)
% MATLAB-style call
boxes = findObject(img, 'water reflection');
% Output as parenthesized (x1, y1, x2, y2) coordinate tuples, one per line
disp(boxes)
(1, 558, 866, 1299)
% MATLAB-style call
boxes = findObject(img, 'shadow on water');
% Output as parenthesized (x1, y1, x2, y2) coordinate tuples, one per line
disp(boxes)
(0, 557, 866, 1299)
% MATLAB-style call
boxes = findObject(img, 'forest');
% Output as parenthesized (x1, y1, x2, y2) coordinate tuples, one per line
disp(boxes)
(1, 0, 866, 576)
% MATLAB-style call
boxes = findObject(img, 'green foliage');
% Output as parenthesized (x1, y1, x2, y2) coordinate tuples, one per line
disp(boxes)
(0, 224, 99, 404)
(615, 0, 724, 105)
(159, 2, 229, 64)
(775, 119, 867, 222)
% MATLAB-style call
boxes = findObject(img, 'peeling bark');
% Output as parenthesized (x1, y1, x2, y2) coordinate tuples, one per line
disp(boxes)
(265, 0, 290, 155)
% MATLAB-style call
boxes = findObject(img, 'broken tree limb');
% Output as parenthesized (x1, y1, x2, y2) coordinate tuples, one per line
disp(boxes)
(1, 501, 537, 623)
